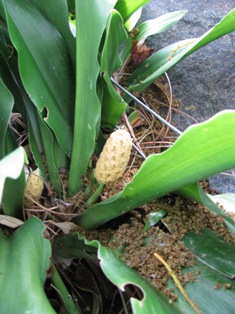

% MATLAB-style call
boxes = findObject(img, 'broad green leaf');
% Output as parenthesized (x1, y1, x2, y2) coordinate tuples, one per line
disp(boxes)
(0, 147, 26, 217)
(0, 28, 29, 125)
(3, 0, 75, 155)
(173, 259, 235, 314)
(31, 0, 76, 69)
(126, 9, 235, 97)
(0, 22, 38, 131)
(184, 229, 235, 279)
(54, 233, 182, 314)
(0, 53, 28, 123)
(75, 110, 235, 230)
(0, 79, 13, 158)
(68, 0, 118, 195)
(3, 129, 17, 156)
(100, 10, 127, 128)
(0, 216, 55, 313)
(115, 0, 151, 23)
(7, 45, 67, 194)
(0, 3, 69, 186)
(1, 167, 25, 218)
(169, 229, 235, 314)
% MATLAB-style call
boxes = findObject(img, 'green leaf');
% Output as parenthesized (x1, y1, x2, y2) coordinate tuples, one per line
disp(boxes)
(0, 216, 55, 313)
(75, 110, 235, 230)
(0, 79, 14, 158)
(115, 0, 151, 22)
(144, 209, 167, 231)
(33, 0, 76, 69)
(68, 0, 118, 195)
(101, 10, 127, 77)
(100, 10, 127, 128)
(170, 229, 235, 314)
(100, 82, 127, 129)
(174, 259, 235, 314)
(3, 0, 75, 155)
(0, 147, 26, 217)
(184, 229, 235, 279)
(51, 266, 81, 314)
(125, 8, 142, 31)
(0, 28, 28, 125)
(0, 8, 66, 186)
(126, 9, 235, 97)
(1, 169, 25, 218)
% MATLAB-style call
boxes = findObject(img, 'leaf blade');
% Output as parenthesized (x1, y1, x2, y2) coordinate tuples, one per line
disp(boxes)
(171, 228, 235, 314)
(115, 0, 151, 22)
(68, 0, 118, 195)
(0, 147, 26, 217)
(100, 10, 127, 129)
(3, 0, 75, 155)
(0, 79, 14, 158)
(0, 216, 55, 313)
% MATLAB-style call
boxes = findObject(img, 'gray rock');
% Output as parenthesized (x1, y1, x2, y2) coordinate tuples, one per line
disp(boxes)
(209, 171, 235, 194)
(139, 0, 235, 193)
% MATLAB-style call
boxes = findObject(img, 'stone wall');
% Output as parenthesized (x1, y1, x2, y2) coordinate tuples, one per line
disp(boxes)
(140, 0, 235, 192)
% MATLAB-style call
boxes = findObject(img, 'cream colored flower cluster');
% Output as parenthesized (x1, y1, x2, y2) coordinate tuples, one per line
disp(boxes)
(24, 169, 44, 207)
(94, 129, 132, 184)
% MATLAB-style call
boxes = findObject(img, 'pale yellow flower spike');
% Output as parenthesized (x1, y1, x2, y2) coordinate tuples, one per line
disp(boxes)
(94, 129, 132, 184)
(24, 169, 44, 207)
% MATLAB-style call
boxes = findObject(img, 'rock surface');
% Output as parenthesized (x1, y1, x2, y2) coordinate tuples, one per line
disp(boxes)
(139, 0, 235, 192)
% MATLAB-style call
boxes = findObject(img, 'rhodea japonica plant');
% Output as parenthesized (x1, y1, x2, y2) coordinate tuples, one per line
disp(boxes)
(0, 0, 235, 313)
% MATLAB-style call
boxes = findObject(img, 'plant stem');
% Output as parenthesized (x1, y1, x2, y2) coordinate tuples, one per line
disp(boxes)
(86, 183, 104, 207)
(51, 265, 81, 314)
